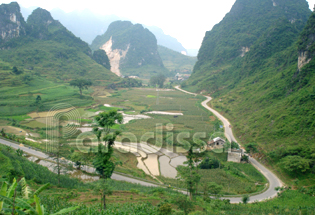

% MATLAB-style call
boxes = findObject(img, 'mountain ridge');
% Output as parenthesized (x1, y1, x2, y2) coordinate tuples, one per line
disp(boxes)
(91, 20, 168, 78)
(184, 0, 315, 185)
(0, 2, 118, 85)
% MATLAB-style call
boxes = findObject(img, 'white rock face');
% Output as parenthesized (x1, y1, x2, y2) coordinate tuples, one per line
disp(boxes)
(272, 0, 277, 6)
(241, 47, 250, 57)
(298, 51, 311, 71)
(10, 13, 16, 23)
(290, 18, 296, 24)
(100, 36, 130, 77)
(1, 12, 23, 40)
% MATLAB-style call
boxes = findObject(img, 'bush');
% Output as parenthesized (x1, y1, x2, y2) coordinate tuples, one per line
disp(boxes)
(199, 157, 220, 169)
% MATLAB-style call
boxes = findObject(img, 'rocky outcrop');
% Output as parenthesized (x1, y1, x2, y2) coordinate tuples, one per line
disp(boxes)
(91, 21, 166, 77)
(100, 36, 129, 76)
(0, 2, 26, 43)
(272, 0, 277, 7)
(298, 51, 311, 71)
(240, 47, 250, 57)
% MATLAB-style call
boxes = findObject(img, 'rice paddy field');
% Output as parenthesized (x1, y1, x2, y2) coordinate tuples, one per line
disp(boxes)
(94, 88, 217, 147)
(0, 86, 268, 194)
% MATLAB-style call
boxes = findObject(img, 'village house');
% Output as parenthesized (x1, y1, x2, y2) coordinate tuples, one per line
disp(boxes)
(207, 137, 226, 150)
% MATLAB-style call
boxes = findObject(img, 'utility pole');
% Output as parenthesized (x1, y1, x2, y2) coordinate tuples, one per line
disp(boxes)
(156, 84, 159, 105)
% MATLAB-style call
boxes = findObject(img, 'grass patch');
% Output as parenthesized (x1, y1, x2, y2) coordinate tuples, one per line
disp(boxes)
(146, 95, 156, 98)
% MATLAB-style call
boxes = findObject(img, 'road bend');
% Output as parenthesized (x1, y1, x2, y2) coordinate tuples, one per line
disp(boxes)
(174, 86, 283, 203)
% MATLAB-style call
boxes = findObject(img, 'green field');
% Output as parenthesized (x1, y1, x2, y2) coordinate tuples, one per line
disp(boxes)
(94, 88, 216, 146)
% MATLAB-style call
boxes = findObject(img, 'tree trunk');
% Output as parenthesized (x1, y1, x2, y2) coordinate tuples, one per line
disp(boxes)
(57, 155, 60, 185)
(79, 87, 82, 96)
(103, 194, 106, 210)
(189, 189, 193, 201)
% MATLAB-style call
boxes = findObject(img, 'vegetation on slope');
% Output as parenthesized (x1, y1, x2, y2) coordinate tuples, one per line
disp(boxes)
(184, 0, 315, 185)
(0, 3, 118, 85)
(158, 45, 197, 74)
(91, 21, 169, 77)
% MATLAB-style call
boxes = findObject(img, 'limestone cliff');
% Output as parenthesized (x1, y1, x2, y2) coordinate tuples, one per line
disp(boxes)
(297, 11, 315, 71)
(0, 2, 26, 44)
(91, 21, 167, 77)
(298, 51, 311, 71)
(100, 36, 129, 76)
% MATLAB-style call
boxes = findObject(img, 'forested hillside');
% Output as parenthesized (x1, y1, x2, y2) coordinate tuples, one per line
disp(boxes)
(158, 45, 197, 74)
(184, 0, 315, 185)
(0, 3, 118, 85)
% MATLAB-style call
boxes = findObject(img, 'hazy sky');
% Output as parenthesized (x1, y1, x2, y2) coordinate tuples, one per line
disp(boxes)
(1, 0, 314, 50)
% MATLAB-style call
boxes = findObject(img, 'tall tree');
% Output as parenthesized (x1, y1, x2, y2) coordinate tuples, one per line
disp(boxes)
(69, 79, 92, 97)
(176, 142, 202, 201)
(172, 195, 194, 215)
(150, 73, 166, 88)
(92, 179, 113, 210)
(208, 182, 223, 199)
(281, 155, 311, 176)
(245, 142, 258, 155)
(93, 110, 123, 179)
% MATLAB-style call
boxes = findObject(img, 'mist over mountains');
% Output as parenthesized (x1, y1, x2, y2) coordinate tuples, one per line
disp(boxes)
(20, 7, 191, 55)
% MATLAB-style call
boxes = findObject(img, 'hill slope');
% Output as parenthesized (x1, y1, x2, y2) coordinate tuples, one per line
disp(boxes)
(184, 0, 315, 185)
(158, 45, 196, 74)
(91, 20, 168, 78)
(0, 3, 118, 85)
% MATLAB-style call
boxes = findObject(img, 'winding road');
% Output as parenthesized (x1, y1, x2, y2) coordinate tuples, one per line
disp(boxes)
(0, 86, 283, 203)
(174, 86, 283, 203)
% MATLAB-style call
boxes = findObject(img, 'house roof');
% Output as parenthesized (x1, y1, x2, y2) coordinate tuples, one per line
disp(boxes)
(213, 137, 225, 142)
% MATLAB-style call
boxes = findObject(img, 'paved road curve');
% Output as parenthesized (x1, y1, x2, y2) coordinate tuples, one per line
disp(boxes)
(174, 86, 283, 203)
(0, 87, 283, 203)
(0, 137, 159, 188)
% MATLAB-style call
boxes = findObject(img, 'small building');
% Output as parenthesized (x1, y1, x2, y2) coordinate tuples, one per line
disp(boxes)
(207, 137, 226, 150)
(227, 149, 244, 163)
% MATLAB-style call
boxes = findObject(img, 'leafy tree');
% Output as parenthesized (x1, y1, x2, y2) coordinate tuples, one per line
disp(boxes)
(231, 141, 240, 149)
(115, 78, 142, 88)
(281, 155, 311, 176)
(208, 182, 223, 198)
(0, 128, 6, 138)
(202, 183, 211, 203)
(16, 149, 23, 157)
(241, 155, 249, 162)
(245, 143, 258, 155)
(158, 201, 172, 215)
(172, 195, 194, 215)
(35, 95, 43, 111)
(93, 110, 123, 179)
(70, 152, 85, 170)
(199, 157, 220, 169)
(12, 66, 23, 75)
(35, 95, 42, 104)
(242, 195, 250, 204)
(69, 79, 92, 97)
(150, 73, 166, 88)
(51, 116, 73, 186)
(92, 179, 113, 210)
(22, 74, 33, 85)
(176, 142, 202, 201)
